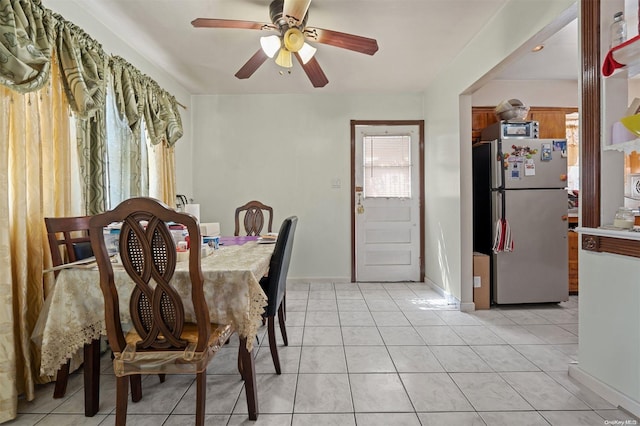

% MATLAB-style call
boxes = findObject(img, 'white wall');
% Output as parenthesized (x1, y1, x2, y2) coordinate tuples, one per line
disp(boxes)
(473, 80, 578, 107)
(575, 250, 640, 410)
(422, 0, 576, 304)
(188, 94, 424, 280)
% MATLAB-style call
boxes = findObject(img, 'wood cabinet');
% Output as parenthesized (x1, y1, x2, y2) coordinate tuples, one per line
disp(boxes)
(472, 107, 498, 144)
(472, 106, 578, 143)
(568, 216, 579, 294)
(528, 108, 574, 139)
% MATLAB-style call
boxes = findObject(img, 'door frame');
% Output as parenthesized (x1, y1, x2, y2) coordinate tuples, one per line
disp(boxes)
(350, 120, 425, 282)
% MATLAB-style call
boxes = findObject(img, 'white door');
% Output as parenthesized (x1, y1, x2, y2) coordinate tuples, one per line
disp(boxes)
(355, 124, 421, 282)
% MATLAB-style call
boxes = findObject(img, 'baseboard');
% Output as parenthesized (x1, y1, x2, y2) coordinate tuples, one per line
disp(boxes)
(459, 302, 476, 312)
(287, 277, 351, 284)
(286, 277, 464, 310)
(423, 278, 461, 310)
(569, 365, 640, 418)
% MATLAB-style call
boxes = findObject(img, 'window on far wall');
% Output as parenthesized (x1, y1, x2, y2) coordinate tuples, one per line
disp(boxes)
(105, 81, 152, 209)
(566, 112, 579, 192)
(363, 134, 412, 198)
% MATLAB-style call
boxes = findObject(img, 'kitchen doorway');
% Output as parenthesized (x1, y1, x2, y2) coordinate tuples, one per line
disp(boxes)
(350, 120, 425, 282)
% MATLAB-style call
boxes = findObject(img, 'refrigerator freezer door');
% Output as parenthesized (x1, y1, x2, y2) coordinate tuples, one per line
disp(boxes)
(491, 139, 568, 189)
(492, 189, 569, 304)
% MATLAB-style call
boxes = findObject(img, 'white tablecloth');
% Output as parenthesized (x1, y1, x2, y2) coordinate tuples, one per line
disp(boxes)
(35, 242, 273, 377)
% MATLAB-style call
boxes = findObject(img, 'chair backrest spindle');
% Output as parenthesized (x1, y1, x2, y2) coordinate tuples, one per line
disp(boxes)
(45, 216, 93, 278)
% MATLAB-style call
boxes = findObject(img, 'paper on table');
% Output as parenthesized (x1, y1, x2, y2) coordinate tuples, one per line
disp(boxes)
(42, 253, 118, 273)
(42, 256, 97, 273)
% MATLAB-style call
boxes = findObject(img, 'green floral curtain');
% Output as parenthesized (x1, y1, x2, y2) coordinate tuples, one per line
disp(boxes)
(108, 55, 184, 203)
(110, 56, 144, 194)
(54, 18, 106, 118)
(76, 110, 107, 214)
(0, 5, 185, 419)
(0, 1, 184, 215)
(111, 55, 183, 147)
(54, 18, 108, 214)
(110, 56, 144, 136)
(143, 80, 184, 146)
(0, 0, 54, 93)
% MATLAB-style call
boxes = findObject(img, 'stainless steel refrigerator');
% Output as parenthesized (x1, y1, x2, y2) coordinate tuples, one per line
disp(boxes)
(473, 121, 568, 304)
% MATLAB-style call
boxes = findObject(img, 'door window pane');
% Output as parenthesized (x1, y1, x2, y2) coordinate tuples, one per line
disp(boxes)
(363, 135, 412, 198)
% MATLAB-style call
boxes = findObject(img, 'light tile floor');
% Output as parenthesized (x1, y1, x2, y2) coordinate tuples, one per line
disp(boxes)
(12, 282, 640, 425)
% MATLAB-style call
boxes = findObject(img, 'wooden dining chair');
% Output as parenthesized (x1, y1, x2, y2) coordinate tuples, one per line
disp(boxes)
(259, 216, 297, 374)
(234, 200, 273, 236)
(89, 197, 234, 426)
(45, 216, 148, 415)
(44, 216, 99, 404)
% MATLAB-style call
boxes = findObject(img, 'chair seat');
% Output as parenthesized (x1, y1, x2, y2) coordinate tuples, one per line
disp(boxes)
(113, 323, 234, 376)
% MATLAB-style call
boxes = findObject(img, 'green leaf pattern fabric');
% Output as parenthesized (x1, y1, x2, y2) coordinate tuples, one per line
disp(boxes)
(111, 55, 183, 147)
(54, 18, 106, 118)
(0, 0, 54, 92)
(110, 56, 144, 137)
(0, 0, 184, 213)
(76, 110, 106, 215)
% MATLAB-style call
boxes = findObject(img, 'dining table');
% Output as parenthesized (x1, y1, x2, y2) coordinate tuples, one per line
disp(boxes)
(33, 235, 275, 420)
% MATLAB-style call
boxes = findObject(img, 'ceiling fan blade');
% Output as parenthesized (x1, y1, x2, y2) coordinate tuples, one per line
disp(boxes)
(283, 0, 312, 26)
(294, 52, 328, 88)
(304, 27, 378, 55)
(235, 49, 269, 79)
(191, 18, 275, 31)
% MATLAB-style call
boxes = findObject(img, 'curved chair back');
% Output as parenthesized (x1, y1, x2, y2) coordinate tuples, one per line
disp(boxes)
(234, 200, 273, 236)
(89, 197, 234, 425)
(89, 197, 211, 355)
(263, 216, 297, 317)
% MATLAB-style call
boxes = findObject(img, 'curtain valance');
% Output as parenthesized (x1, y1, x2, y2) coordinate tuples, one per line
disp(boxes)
(0, 0, 184, 143)
(54, 16, 106, 118)
(110, 56, 183, 147)
(0, 0, 54, 92)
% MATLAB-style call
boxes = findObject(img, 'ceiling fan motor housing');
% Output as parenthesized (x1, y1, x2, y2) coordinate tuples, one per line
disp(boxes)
(270, 0, 308, 31)
(284, 28, 305, 52)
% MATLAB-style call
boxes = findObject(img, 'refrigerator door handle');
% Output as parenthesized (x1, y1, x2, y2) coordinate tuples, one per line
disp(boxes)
(497, 140, 506, 191)
(496, 139, 507, 220)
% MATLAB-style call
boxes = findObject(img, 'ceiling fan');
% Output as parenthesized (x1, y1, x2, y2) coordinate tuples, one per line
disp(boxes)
(191, 0, 379, 88)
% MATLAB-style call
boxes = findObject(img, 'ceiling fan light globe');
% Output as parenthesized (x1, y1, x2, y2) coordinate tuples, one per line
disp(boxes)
(260, 35, 281, 58)
(275, 48, 293, 68)
(283, 27, 305, 52)
(298, 42, 317, 64)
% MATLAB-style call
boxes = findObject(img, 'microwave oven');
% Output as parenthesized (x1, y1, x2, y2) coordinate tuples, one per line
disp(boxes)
(481, 120, 540, 141)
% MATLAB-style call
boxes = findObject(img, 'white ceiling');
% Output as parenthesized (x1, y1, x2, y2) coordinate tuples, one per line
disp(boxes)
(46, 0, 579, 95)
(494, 17, 578, 81)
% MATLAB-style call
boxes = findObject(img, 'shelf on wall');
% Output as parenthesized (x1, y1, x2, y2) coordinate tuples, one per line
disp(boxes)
(604, 138, 640, 153)
(603, 34, 640, 77)
(605, 121, 640, 153)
